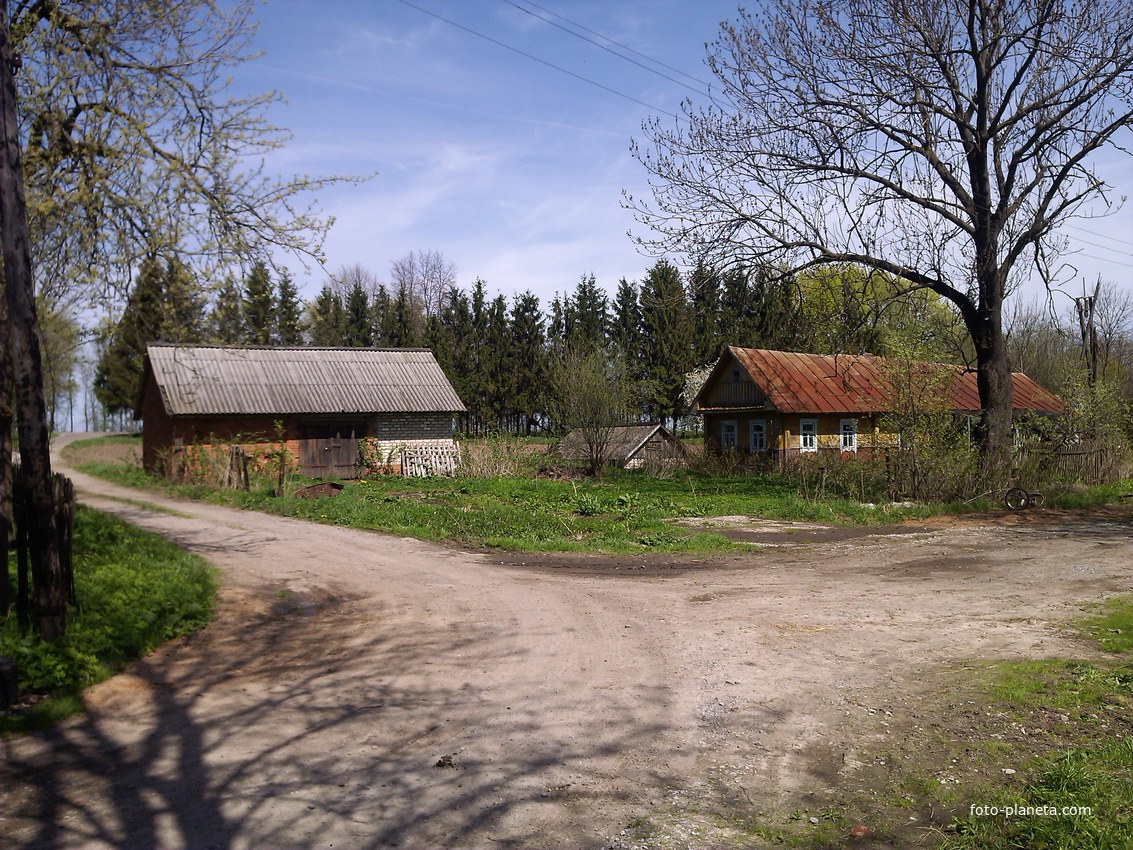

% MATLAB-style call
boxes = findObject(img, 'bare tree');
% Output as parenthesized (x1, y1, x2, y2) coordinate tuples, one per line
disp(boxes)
(629, 0, 1133, 474)
(390, 249, 456, 322)
(550, 345, 635, 476)
(1093, 279, 1133, 373)
(331, 263, 383, 300)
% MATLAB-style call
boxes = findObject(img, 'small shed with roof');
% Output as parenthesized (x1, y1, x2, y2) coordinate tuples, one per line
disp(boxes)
(135, 344, 466, 477)
(558, 423, 688, 470)
(693, 346, 1064, 457)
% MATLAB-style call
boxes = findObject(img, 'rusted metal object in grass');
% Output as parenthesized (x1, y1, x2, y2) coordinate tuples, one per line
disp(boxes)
(293, 482, 344, 499)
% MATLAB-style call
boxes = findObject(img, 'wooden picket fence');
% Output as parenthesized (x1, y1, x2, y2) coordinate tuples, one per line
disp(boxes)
(401, 445, 461, 478)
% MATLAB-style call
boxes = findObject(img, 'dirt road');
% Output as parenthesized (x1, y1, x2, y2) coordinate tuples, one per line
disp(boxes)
(2, 437, 1131, 848)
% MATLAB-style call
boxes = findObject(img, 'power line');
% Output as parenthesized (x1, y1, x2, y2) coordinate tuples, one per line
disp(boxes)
(1073, 251, 1133, 270)
(1066, 221, 1133, 249)
(500, 0, 713, 99)
(1063, 231, 1133, 256)
(393, 0, 678, 119)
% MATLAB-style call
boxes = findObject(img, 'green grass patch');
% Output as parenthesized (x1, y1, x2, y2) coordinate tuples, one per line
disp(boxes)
(1078, 596, 1133, 655)
(1, 506, 216, 733)
(940, 740, 1133, 850)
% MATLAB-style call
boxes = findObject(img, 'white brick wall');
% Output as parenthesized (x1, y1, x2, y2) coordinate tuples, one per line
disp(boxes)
(373, 412, 454, 440)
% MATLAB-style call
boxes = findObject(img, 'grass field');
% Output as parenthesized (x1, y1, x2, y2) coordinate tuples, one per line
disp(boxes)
(934, 596, 1133, 850)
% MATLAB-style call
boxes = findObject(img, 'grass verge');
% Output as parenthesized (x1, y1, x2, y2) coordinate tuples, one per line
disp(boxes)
(1, 506, 216, 733)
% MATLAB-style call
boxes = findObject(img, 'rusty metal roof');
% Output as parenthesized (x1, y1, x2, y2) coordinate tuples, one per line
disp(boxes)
(139, 344, 466, 417)
(696, 347, 1064, 415)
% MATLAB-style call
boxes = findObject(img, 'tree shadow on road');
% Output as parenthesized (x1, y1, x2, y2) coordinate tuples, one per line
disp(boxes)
(3, 585, 675, 849)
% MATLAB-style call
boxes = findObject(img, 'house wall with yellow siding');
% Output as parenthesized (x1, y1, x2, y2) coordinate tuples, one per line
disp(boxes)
(704, 410, 899, 454)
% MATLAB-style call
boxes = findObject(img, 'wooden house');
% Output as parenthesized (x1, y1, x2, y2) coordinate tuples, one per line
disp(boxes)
(135, 344, 466, 477)
(693, 347, 1064, 457)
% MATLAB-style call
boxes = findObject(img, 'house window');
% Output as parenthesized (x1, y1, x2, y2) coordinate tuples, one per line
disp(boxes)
(721, 420, 737, 451)
(749, 419, 766, 453)
(799, 419, 817, 452)
(840, 419, 857, 452)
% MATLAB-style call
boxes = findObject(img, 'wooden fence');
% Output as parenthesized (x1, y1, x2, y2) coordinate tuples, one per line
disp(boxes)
(1, 470, 76, 626)
(1014, 441, 1125, 485)
(401, 445, 461, 477)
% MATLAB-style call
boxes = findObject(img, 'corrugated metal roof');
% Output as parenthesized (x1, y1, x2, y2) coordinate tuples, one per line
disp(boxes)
(697, 347, 1064, 415)
(141, 344, 466, 416)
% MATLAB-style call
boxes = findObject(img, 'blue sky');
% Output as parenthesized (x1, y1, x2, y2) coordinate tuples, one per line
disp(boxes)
(237, 0, 1133, 308)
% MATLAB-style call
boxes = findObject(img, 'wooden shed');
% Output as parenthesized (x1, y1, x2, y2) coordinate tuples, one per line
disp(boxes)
(135, 344, 466, 478)
(558, 423, 688, 470)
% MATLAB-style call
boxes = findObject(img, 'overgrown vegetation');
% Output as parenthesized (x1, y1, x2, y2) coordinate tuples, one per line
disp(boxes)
(1, 507, 216, 733)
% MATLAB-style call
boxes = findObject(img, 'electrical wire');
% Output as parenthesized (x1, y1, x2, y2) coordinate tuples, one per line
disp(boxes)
(499, 0, 713, 99)
(393, 0, 678, 119)
(512, 0, 714, 90)
(1066, 221, 1133, 249)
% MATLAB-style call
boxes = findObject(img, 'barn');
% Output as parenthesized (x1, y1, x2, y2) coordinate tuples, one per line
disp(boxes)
(135, 344, 466, 478)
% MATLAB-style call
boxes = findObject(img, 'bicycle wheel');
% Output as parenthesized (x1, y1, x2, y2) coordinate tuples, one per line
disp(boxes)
(1029, 491, 1045, 508)
(1005, 487, 1030, 510)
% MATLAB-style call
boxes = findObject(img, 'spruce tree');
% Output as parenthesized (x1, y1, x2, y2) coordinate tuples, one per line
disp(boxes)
(483, 293, 512, 431)
(370, 286, 393, 345)
(572, 273, 607, 349)
(442, 286, 474, 431)
(307, 286, 345, 346)
(509, 291, 547, 434)
(94, 258, 166, 414)
(275, 271, 303, 345)
(640, 259, 693, 427)
(688, 260, 723, 365)
(161, 258, 207, 342)
(210, 276, 245, 343)
(344, 280, 373, 347)
(94, 256, 205, 414)
(243, 260, 275, 344)
(609, 277, 644, 368)
(391, 282, 418, 347)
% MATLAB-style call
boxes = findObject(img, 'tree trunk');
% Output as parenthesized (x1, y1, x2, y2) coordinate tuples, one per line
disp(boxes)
(0, 2, 65, 639)
(967, 280, 1014, 482)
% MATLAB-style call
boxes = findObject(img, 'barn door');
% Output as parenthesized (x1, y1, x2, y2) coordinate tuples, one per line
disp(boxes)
(298, 424, 363, 479)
